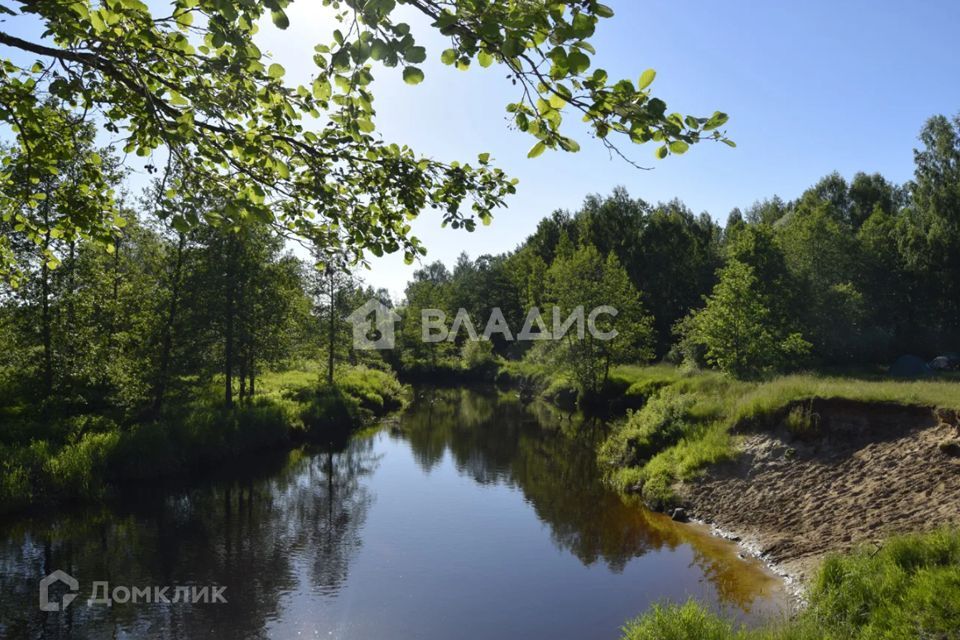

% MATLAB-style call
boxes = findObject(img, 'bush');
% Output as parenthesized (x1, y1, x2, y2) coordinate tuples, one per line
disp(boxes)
(335, 365, 407, 415)
(460, 339, 496, 371)
(600, 391, 694, 469)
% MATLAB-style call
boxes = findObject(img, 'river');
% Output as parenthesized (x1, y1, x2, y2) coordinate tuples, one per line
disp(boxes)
(0, 386, 787, 639)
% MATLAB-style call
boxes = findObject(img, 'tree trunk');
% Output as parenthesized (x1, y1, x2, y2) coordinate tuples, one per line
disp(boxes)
(107, 235, 121, 352)
(248, 353, 256, 397)
(225, 240, 236, 409)
(153, 233, 185, 415)
(238, 281, 247, 402)
(40, 197, 53, 397)
(41, 240, 52, 397)
(327, 270, 336, 386)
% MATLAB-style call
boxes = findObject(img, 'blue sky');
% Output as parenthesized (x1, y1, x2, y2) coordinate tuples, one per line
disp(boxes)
(5, 1, 960, 297)
(267, 0, 959, 297)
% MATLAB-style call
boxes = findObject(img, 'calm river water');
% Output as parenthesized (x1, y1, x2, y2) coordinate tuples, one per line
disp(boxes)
(0, 387, 787, 639)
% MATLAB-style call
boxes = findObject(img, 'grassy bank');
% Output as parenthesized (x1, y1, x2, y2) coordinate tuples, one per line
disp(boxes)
(496, 360, 689, 410)
(491, 362, 960, 509)
(0, 363, 408, 515)
(622, 528, 960, 640)
(595, 368, 960, 509)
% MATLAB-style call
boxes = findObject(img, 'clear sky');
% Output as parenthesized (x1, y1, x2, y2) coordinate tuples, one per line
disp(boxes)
(6, 1, 960, 298)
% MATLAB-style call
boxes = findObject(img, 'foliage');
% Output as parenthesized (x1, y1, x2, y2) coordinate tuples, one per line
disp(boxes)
(544, 244, 655, 394)
(679, 261, 811, 377)
(0, 361, 406, 513)
(598, 392, 694, 470)
(0, 0, 732, 282)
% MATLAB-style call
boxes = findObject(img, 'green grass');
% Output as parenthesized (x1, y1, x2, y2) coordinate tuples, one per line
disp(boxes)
(497, 360, 688, 409)
(621, 529, 960, 640)
(0, 362, 408, 514)
(599, 368, 960, 508)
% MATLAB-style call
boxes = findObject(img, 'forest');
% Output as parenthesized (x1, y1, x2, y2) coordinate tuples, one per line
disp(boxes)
(2, 110, 959, 515)
(394, 111, 960, 382)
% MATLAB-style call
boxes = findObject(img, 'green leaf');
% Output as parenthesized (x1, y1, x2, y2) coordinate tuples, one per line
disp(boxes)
(528, 141, 547, 158)
(441, 48, 457, 65)
(704, 111, 730, 131)
(502, 37, 522, 58)
(406, 46, 427, 63)
(669, 140, 689, 154)
(722, 139, 737, 147)
(477, 50, 494, 68)
(567, 51, 590, 74)
(268, 63, 285, 79)
(402, 66, 424, 85)
(478, 152, 490, 163)
(271, 9, 289, 29)
(571, 12, 595, 38)
(595, 4, 615, 18)
(312, 79, 331, 101)
(656, 145, 668, 159)
(638, 69, 656, 90)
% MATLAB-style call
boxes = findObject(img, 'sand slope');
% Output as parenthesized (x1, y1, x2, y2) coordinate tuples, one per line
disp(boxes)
(682, 400, 960, 582)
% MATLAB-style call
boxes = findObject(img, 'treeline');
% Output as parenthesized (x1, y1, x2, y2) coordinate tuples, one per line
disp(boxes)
(0, 130, 409, 512)
(0, 128, 392, 443)
(394, 113, 960, 380)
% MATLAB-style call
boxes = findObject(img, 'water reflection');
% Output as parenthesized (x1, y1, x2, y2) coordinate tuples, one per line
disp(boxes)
(397, 387, 779, 609)
(0, 386, 784, 640)
(0, 440, 379, 639)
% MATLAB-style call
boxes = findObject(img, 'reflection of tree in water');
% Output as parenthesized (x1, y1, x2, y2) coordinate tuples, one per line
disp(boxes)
(295, 440, 378, 595)
(398, 387, 777, 610)
(0, 437, 380, 640)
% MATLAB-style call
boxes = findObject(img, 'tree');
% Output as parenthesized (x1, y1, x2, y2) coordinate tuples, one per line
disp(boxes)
(681, 260, 810, 378)
(0, 126, 126, 397)
(545, 245, 654, 395)
(777, 198, 862, 362)
(898, 114, 960, 346)
(398, 261, 456, 372)
(0, 0, 733, 283)
(849, 172, 902, 229)
(310, 253, 359, 385)
(633, 200, 721, 354)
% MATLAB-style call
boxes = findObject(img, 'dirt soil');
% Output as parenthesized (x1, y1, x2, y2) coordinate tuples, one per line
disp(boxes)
(680, 399, 960, 584)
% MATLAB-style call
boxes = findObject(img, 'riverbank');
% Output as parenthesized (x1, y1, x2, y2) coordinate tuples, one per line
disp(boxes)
(0, 363, 408, 515)
(681, 398, 960, 583)
(621, 527, 960, 639)
(591, 370, 960, 584)
(531, 365, 960, 637)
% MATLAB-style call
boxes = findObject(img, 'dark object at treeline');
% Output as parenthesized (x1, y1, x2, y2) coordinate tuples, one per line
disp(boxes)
(889, 353, 959, 378)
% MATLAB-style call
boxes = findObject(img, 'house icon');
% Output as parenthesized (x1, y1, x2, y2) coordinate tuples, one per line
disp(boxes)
(347, 298, 401, 350)
(39, 570, 79, 612)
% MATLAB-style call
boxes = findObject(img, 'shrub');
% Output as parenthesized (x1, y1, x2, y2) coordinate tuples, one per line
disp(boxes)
(460, 339, 496, 371)
(108, 423, 181, 480)
(600, 391, 694, 469)
(335, 365, 407, 414)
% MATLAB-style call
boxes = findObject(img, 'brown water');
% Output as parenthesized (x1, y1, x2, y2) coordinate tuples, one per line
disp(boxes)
(0, 386, 787, 639)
